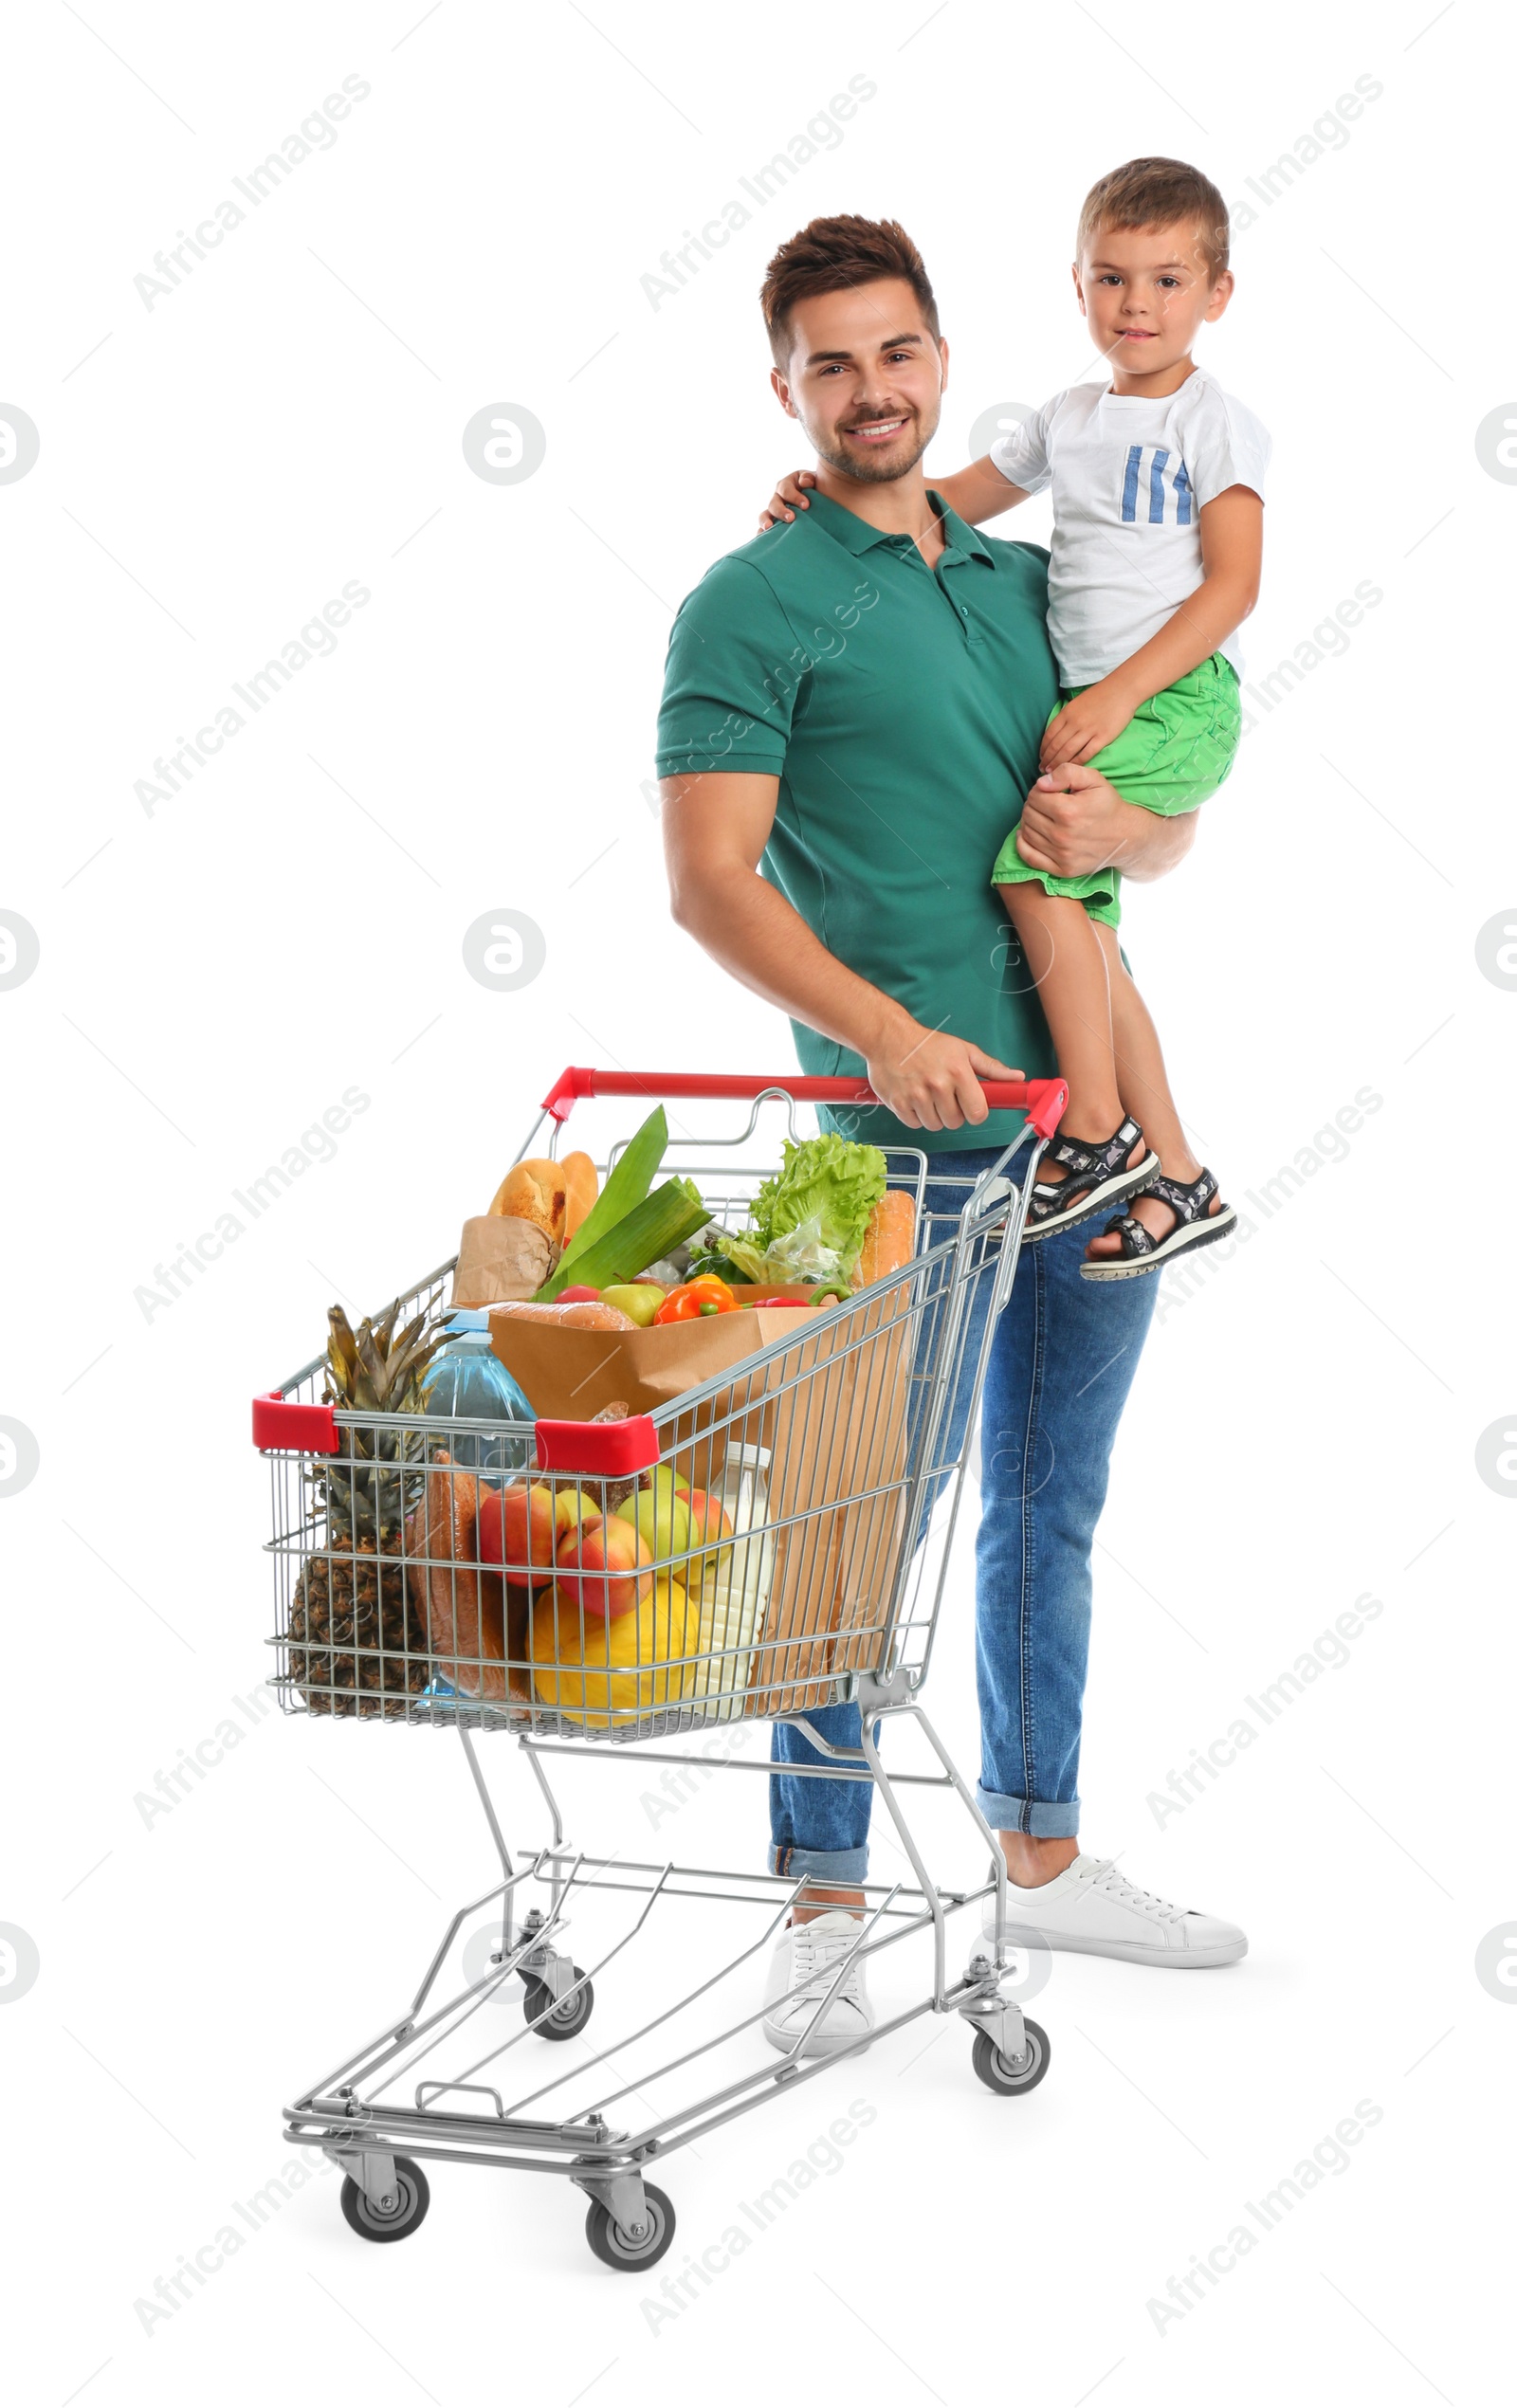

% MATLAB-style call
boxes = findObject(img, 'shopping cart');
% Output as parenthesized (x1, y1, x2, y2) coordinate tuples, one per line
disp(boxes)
(256, 1066, 1066, 2267)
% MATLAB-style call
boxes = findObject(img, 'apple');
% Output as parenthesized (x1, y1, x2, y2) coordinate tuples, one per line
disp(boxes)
(554, 1486, 600, 1532)
(649, 1464, 690, 1511)
(555, 1515, 653, 1618)
(683, 1487, 734, 1572)
(615, 1484, 691, 1566)
(600, 1282, 663, 1328)
(481, 1482, 599, 1585)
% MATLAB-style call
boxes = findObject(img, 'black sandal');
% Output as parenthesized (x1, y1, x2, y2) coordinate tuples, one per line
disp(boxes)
(1022, 1116, 1157, 1244)
(1079, 1166, 1237, 1281)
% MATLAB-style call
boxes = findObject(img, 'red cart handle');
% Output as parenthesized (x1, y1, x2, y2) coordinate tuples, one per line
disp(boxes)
(535, 1414, 661, 1477)
(540, 1066, 1068, 1140)
(252, 1391, 339, 1452)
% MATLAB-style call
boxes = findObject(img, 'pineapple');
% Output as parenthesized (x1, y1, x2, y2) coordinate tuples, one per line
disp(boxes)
(288, 1297, 446, 1718)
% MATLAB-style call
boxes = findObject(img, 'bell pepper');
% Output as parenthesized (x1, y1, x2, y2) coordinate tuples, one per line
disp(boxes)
(653, 1274, 739, 1324)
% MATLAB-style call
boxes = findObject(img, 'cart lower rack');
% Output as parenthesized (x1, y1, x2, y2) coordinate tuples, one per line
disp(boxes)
(258, 1067, 1065, 2265)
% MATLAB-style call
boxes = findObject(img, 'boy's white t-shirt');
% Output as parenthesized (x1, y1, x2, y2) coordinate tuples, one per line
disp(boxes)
(989, 369, 1270, 687)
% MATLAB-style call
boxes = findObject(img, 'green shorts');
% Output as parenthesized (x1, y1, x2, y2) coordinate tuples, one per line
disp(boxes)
(991, 651, 1241, 927)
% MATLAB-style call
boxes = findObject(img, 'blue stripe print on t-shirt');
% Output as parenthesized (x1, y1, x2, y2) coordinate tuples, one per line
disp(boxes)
(1148, 448, 1170, 523)
(1121, 445, 1142, 522)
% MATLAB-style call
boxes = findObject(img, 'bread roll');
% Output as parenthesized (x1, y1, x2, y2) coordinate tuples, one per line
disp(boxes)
(560, 1151, 598, 1239)
(488, 1157, 567, 1243)
(406, 1454, 506, 1702)
(856, 1189, 916, 1286)
(489, 1299, 637, 1333)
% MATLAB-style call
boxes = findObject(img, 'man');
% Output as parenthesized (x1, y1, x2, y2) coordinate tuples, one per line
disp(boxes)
(656, 215, 1245, 2053)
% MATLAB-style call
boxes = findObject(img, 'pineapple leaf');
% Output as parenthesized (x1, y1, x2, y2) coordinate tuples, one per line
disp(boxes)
(326, 1307, 361, 1401)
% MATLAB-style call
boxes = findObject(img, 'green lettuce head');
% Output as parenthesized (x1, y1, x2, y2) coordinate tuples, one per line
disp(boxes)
(748, 1135, 887, 1279)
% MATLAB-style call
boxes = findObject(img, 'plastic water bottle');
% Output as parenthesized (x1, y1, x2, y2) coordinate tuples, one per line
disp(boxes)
(422, 1313, 534, 1476)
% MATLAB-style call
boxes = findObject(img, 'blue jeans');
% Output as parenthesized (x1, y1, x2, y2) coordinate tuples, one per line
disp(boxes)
(769, 1146, 1158, 1880)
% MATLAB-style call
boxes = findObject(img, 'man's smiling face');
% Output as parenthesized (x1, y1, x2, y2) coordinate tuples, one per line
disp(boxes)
(771, 276, 947, 484)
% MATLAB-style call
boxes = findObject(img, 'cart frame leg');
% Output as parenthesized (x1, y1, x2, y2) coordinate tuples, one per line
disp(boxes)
(571, 2166, 652, 2237)
(326, 2145, 399, 2209)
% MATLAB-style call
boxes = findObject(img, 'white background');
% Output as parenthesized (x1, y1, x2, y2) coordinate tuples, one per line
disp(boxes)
(3, 2, 1512, 2401)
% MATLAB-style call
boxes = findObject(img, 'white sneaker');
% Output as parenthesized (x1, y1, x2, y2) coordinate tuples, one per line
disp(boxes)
(761, 1910, 876, 2056)
(982, 1853, 1247, 1968)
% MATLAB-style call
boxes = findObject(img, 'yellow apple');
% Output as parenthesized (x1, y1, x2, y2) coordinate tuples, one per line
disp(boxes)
(615, 1485, 691, 1566)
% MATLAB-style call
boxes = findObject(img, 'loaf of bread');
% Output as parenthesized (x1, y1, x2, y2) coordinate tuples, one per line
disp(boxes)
(406, 1454, 506, 1702)
(855, 1189, 916, 1286)
(488, 1158, 567, 1243)
(560, 1151, 598, 1239)
(489, 1298, 637, 1332)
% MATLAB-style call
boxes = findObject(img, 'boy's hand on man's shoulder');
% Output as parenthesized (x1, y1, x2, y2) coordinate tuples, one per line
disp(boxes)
(759, 468, 816, 532)
(1038, 680, 1136, 772)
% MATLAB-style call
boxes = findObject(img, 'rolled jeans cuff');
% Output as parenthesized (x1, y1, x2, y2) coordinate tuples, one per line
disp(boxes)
(769, 1843, 870, 1885)
(977, 1783, 1080, 1839)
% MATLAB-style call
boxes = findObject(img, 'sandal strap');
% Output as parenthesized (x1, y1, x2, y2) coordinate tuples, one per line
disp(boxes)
(1099, 1213, 1159, 1260)
(1094, 1166, 1222, 1262)
(1030, 1117, 1145, 1223)
(1143, 1166, 1218, 1227)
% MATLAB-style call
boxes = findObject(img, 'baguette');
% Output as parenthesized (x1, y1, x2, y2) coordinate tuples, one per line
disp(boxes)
(489, 1298, 637, 1332)
(560, 1150, 599, 1239)
(406, 1454, 506, 1702)
(488, 1158, 567, 1243)
(855, 1189, 916, 1287)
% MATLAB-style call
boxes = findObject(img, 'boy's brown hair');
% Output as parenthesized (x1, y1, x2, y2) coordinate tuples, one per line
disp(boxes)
(1077, 157, 1230, 279)
(759, 215, 940, 368)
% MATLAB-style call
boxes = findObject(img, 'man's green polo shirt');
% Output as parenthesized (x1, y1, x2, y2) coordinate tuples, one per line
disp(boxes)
(655, 488, 1060, 1154)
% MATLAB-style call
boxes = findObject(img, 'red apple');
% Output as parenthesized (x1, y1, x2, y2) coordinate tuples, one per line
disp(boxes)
(683, 1487, 735, 1573)
(482, 1481, 575, 1587)
(555, 1515, 652, 1618)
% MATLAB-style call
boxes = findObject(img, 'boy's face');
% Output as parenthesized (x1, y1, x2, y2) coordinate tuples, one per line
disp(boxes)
(771, 276, 948, 483)
(1074, 219, 1234, 378)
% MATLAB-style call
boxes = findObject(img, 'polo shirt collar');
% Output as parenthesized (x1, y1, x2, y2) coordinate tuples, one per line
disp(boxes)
(803, 484, 996, 565)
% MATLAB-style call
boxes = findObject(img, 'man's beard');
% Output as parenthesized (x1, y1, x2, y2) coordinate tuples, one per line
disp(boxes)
(813, 404, 936, 484)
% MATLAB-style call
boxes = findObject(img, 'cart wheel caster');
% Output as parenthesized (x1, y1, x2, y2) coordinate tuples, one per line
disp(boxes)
(339, 2158, 430, 2242)
(585, 2182, 676, 2271)
(523, 1967, 594, 2040)
(972, 2019, 1050, 2096)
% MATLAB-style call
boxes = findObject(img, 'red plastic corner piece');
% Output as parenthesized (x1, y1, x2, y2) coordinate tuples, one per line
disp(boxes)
(1025, 1078, 1069, 1140)
(252, 1391, 340, 1453)
(535, 1414, 661, 1477)
(540, 1066, 594, 1123)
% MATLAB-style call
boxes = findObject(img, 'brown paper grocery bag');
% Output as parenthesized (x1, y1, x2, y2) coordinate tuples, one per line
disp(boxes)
(487, 1295, 913, 1719)
(815, 1278, 914, 1686)
(452, 1216, 554, 1307)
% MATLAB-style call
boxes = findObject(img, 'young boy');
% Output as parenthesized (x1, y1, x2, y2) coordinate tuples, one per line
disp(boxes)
(762, 158, 1268, 1277)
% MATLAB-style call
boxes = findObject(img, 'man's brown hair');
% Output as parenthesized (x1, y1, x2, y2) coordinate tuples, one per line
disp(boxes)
(759, 215, 940, 368)
(1076, 157, 1230, 279)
